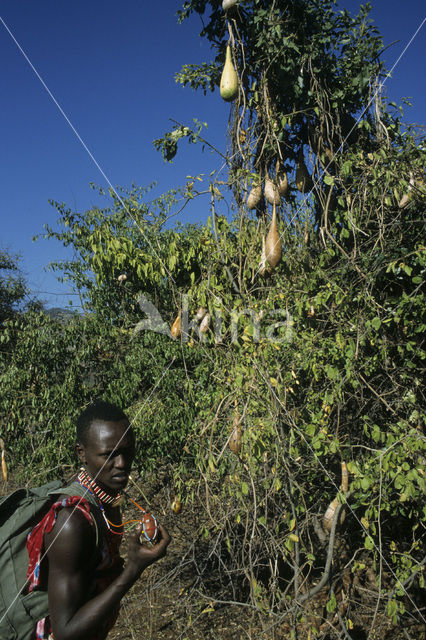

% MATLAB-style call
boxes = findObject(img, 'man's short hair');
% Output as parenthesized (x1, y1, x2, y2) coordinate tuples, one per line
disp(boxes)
(76, 400, 129, 446)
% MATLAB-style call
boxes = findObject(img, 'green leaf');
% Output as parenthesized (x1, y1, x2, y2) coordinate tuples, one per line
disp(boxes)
(371, 317, 381, 330)
(361, 477, 370, 490)
(364, 535, 374, 550)
(326, 592, 337, 613)
(241, 482, 249, 496)
(387, 599, 398, 620)
(325, 365, 339, 380)
(371, 425, 381, 443)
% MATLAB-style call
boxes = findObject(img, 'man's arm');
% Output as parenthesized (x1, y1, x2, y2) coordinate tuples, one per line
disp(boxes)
(45, 507, 170, 640)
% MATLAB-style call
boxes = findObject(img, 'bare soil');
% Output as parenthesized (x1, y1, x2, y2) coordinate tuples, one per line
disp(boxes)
(2, 474, 423, 640)
(107, 474, 424, 640)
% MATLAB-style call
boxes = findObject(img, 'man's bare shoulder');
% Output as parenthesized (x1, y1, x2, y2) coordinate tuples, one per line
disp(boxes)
(44, 503, 97, 567)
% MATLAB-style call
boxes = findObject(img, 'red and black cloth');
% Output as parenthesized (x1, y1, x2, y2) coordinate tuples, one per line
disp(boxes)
(26, 495, 123, 640)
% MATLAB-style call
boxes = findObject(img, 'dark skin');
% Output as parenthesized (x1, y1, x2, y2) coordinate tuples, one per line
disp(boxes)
(44, 418, 171, 640)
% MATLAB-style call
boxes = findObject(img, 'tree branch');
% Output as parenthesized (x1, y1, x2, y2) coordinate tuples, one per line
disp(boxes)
(297, 501, 342, 604)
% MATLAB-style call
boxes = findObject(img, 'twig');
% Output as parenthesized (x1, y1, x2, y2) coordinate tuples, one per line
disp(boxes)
(370, 455, 384, 634)
(169, 118, 228, 162)
(210, 187, 241, 294)
(337, 607, 354, 640)
(387, 555, 426, 602)
(358, 373, 396, 415)
(297, 501, 342, 604)
(324, 226, 368, 280)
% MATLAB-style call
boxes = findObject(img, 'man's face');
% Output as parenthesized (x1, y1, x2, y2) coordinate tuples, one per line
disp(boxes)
(76, 418, 135, 493)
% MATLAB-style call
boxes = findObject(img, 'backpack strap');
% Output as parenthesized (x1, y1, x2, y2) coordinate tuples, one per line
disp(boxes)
(0, 480, 64, 639)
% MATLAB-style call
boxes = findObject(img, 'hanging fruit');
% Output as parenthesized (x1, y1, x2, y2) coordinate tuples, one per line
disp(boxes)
(199, 312, 211, 333)
(1, 449, 7, 483)
(222, 0, 238, 10)
(323, 146, 334, 164)
(316, 139, 334, 166)
(276, 170, 288, 197)
(296, 151, 313, 193)
(171, 311, 182, 339)
(259, 235, 269, 277)
(398, 172, 415, 209)
(341, 461, 349, 493)
(220, 44, 238, 102)
(322, 497, 339, 532)
(264, 174, 281, 205)
(322, 462, 349, 532)
(246, 181, 262, 210)
(265, 203, 282, 268)
(117, 274, 127, 283)
(195, 307, 207, 321)
(275, 158, 288, 197)
(304, 219, 309, 245)
(229, 399, 242, 455)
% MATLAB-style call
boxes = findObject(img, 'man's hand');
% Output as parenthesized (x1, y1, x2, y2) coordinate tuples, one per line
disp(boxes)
(125, 524, 171, 580)
(46, 512, 171, 640)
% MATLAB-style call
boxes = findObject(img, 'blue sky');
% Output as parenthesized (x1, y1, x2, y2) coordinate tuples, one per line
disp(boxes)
(1, 1, 424, 309)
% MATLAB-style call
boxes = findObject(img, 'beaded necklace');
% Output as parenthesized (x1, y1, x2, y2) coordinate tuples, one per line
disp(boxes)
(77, 468, 123, 535)
(77, 468, 157, 539)
(77, 468, 122, 506)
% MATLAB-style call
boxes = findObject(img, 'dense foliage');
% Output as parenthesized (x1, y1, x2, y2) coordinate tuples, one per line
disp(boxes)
(0, 249, 28, 323)
(1, 2, 424, 638)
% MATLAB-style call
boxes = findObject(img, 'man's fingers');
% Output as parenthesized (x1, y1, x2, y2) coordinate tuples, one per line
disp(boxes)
(129, 523, 143, 540)
(158, 524, 171, 544)
(153, 524, 171, 557)
(128, 523, 170, 561)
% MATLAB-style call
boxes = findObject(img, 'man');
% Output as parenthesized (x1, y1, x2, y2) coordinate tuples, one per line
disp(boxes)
(26, 401, 171, 640)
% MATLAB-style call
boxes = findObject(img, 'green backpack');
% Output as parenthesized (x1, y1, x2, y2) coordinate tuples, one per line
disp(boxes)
(0, 480, 100, 640)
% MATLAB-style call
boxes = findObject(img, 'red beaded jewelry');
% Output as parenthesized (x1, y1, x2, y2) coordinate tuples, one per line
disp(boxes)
(77, 468, 122, 506)
(77, 468, 158, 540)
